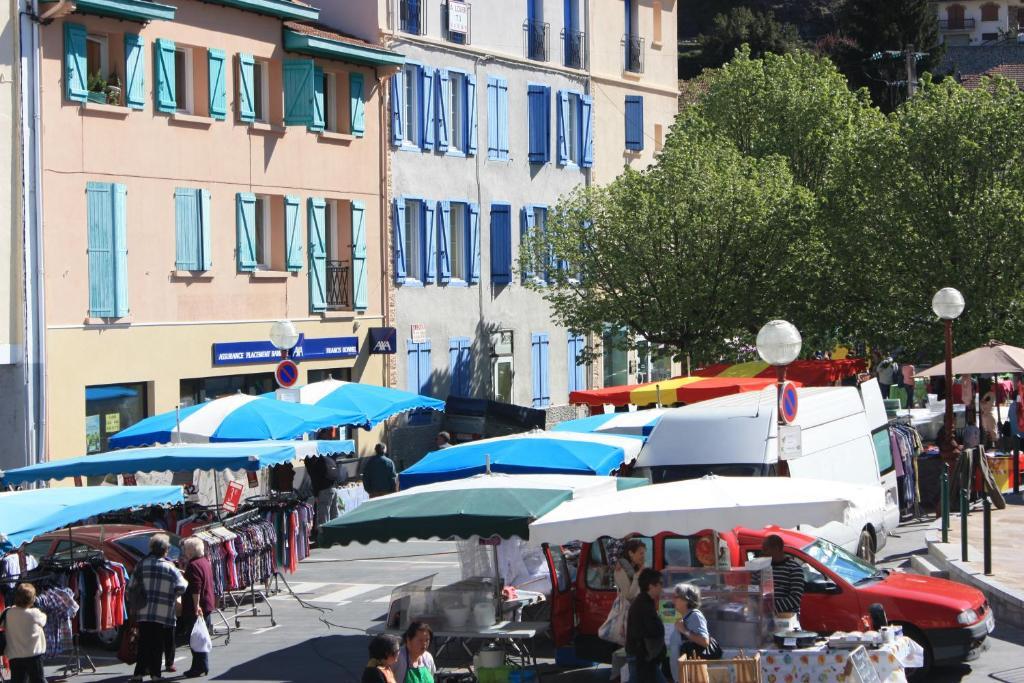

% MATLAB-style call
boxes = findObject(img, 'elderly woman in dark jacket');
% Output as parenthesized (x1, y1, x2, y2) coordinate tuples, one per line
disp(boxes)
(179, 537, 216, 678)
(626, 568, 667, 683)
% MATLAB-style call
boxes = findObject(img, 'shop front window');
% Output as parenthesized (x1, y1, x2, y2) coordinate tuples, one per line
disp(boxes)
(85, 382, 149, 453)
(603, 330, 629, 387)
(180, 373, 274, 407)
(307, 367, 352, 384)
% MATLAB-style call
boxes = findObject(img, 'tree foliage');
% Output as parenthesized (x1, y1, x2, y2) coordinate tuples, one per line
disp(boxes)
(699, 7, 803, 68)
(525, 49, 1024, 363)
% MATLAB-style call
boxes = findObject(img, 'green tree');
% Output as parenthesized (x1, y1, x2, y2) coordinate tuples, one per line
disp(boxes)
(520, 112, 819, 365)
(699, 7, 804, 67)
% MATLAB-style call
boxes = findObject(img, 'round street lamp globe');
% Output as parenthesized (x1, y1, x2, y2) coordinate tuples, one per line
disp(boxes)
(932, 287, 965, 321)
(269, 320, 300, 350)
(756, 320, 802, 367)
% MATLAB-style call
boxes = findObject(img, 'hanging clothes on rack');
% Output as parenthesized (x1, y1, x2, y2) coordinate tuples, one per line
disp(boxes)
(246, 495, 314, 574)
(889, 421, 923, 518)
(189, 512, 278, 597)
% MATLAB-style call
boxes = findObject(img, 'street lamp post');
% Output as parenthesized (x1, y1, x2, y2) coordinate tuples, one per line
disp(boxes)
(269, 320, 300, 358)
(932, 288, 965, 461)
(756, 319, 803, 406)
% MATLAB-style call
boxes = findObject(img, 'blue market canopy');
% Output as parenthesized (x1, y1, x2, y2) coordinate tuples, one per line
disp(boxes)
(266, 379, 444, 428)
(552, 408, 669, 438)
(109, 393, 367, 448)
(398, 431, 645, 489)
(0, 485, 184, 552)
(0, 440, 354, 487)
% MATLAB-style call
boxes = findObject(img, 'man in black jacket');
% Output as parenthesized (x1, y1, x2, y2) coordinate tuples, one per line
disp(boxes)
(626, 568, 666, 683)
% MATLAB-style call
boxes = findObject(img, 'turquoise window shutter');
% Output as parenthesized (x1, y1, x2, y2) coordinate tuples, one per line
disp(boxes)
(489, 203, 511, 285)
(112, 184, 129, 318)
(283, 59, 315, 125)
(393, 198, 407, 280)
(497, 77, 509, 159)
(556, 90, 569, 165)
(238, 53, 255, 123)
(437, 69, 450, 153)
(199, 189, 212, 270)
(235, 192, 257, 272)
(581, 94, 594, 167)
(468, 203, 480, 284)
(521, 205, 536, 282)
(124, 34, 145, 110)
(308, 197, 327, 312)
(208, 49, 227, 120)
(154, 38, 176, 113)
(390, 72, 404, 146)
(351, 200, 368, 310)
(284, 195, 303, 272)
(438, 200, 451, 283)
(466, 73, 477, 155)
(423, 201, 436, 283)
(87, 182, 114, 317)
(174, 188, 199, 270)
(64, 23, 88, 103)
(349, 72, 365, 137)
(422, 66, 435, 150)
(310, 67, 325, 133)
(486, 77, 499, 159)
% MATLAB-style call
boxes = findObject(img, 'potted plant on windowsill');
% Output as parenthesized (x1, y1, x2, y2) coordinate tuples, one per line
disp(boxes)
(105, 71, 122, 106)
(87, 71, 107, 104)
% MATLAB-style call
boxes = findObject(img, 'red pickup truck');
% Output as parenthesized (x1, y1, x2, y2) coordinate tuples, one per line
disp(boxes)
(545, 526, 991, 676)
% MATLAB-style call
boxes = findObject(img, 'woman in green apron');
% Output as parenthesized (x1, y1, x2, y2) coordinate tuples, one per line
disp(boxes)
(392, 622, 436, 683)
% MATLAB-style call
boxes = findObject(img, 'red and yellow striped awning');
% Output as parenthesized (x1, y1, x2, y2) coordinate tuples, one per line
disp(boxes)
(694, 359, 866, 386)
(569, 376, 787, 409)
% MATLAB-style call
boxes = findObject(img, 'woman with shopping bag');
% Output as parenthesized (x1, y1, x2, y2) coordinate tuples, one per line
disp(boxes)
(600, 538, 647, 646)
(179, 538, 215, 678)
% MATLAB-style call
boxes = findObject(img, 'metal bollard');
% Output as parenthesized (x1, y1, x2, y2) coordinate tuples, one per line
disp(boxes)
(941, 466, 950, 543)
(983, 496, 993, 576)
(961, 488, 969, 562)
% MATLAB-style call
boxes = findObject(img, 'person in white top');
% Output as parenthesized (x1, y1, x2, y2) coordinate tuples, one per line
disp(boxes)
(3, 583, 48, 683)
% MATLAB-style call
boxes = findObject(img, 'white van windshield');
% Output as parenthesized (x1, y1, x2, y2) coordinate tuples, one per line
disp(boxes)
(803, 538, 879, 585)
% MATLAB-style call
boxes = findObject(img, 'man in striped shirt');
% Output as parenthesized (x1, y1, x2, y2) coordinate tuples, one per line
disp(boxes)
(763, 534, 805, 615)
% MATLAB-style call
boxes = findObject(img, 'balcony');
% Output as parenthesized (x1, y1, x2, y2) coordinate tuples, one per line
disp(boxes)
(326, 260, 351, 311)
(561, 28, 586, 69)
(442, 1, 470, 44)
(399, 0, 426, 35)
(939, 18, 976, 31)
(623, 34, 644, 73)
(524, 20, 549, 62)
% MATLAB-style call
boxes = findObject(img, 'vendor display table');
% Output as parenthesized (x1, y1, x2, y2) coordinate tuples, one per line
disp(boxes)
(367, 621, 546, 671)
(759, 637, 924, 682)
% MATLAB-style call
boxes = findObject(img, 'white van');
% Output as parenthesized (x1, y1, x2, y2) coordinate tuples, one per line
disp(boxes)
(634, 378, 899, 562)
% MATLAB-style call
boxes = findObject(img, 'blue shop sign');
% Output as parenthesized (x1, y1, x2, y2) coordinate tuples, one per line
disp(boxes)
(212, 335, 359, 366)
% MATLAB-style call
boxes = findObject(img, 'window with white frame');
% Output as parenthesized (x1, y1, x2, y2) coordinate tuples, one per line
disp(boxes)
(173, 47, 193, 114)
(449, 72, 466, 152)
(403, 64, 420, 145)
(253, 60, 269, 123)
(254, 195, 271, 269)
(450, 202, 466, 280)
(86, 34, 109, 84)
(324, 72, 338, 133)
(405, 198, 422, 280)
(567, 92, 580, 164)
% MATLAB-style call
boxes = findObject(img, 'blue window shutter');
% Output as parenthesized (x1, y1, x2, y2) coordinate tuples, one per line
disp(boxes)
(112, 184, 129, 318)
(468, 203, 481, 284)
(437, 200, 451, 283)
(154, 38, 176, 113)
(235, 192, 257, 272)
(351, 200, 368, 310)
(284, 195, 303, 272)
(490, 203, 512, 284)
(625, 95, 644, 151)
(437, 69, 450, 153)
(486, 77, 499, 159)
(390, 72, 404, 146)
(199, 189, 212, 270)
(393, 198, 407, 281)
(418, 340, 432, 395)
(459, 338, 472, 397)
(449, 338, 461, 397)
(238, 53, 255, 123)
(421, 66, 435, 150)
(540, 333, 550, 407)
(528, 84, 551, 164)
(520, 205, 536, 282)
(497, 78, 509, 159)
(423, 200, 436, 283)
(283, 59, 315, 125)
(349, 72, 366, 137)
(308, 197, 327, 312)
(87, 182, 114, 317)
(466, 74, 477, 155)
(174, 188, 199, 271)
(208, 49, 227, 120)
(581, 94, 594, 167)
(568, 334, 585, 393)
(557, 91, 570, 165)
(124, 34, 145, 110)
(64, 23, 88, 103)
(310, 67, 325, 133)
(531, 333, 550, 408)
(407, 340, 420, 393)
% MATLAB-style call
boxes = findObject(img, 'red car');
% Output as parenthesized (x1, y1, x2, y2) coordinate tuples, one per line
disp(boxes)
(546, 526, 991, 677)
(23, 524, 182, 572)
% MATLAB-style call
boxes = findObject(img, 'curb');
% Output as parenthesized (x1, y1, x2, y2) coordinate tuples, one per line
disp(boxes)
(925, 517, 1024, 630)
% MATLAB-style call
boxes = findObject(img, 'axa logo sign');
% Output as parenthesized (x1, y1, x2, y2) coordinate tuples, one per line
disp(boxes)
(373, 339, 393, 353)
(369, 327, 397, 355)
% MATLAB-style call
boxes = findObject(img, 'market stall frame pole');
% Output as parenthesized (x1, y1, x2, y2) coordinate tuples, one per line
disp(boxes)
(941, 465, 950, 543)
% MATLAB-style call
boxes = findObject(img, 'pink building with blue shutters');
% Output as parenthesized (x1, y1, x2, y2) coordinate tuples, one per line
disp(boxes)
(35, 0, 403, 462)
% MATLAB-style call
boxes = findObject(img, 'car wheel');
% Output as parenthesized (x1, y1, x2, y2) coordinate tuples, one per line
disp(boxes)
(898, 623, 933, 681)
(857, 528, 876, 564)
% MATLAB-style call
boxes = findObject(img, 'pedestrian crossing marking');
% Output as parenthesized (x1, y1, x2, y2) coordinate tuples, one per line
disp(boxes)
(310, 584, 386, 604)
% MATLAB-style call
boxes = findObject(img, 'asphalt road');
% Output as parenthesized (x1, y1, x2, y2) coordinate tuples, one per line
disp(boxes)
(39, 520, 1024, 683)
